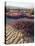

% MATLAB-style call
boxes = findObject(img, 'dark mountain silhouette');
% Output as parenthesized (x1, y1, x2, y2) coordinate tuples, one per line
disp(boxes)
(6, 14, 34, 19)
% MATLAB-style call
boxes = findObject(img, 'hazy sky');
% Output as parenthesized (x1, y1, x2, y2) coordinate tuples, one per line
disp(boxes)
(6, 1, 33, 9)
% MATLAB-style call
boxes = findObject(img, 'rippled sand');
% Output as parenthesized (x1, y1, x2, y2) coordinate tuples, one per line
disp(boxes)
(5, 24, 34, 44)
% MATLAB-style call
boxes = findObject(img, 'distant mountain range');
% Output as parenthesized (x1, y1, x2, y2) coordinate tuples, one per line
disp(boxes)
(6, 14, 34, 19)
(6, 6, 33, 10)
